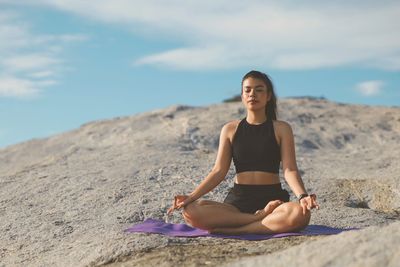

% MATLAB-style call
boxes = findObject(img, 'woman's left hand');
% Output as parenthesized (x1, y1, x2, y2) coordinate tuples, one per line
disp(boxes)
(299, 194, 320, 215)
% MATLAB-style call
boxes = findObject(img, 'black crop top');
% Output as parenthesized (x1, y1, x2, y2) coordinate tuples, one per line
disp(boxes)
(232, 117, 281, 174)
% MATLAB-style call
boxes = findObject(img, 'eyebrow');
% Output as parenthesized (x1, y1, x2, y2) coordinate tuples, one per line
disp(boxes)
(244, 85, 264, 89)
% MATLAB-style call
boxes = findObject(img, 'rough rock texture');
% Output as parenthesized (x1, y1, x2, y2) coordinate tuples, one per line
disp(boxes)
(229, 221, 400, 267)
(0, 98, 399, 266)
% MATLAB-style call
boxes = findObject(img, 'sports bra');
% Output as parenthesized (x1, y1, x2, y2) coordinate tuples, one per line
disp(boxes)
(231, 116, 281, 174)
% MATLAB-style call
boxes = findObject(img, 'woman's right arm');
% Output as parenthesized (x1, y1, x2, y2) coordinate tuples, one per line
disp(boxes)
(170, 122, 233, 212)
(187, 169, 226, 203)
(187, 122, 233, 202)
(167, 169, 226, 215)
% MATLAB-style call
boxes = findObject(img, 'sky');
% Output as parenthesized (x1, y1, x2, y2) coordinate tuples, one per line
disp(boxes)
(0, 1, 399, 149)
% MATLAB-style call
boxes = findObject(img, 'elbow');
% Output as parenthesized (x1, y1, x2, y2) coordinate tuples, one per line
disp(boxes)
(282, 166, 299, 174)
(211, 168, 228, 180)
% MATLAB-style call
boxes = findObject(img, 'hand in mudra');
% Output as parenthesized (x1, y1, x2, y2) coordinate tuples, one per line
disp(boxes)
(254, 199, 284, 217)
(299, 193, 319, 215)
(167, 195, 192, 215)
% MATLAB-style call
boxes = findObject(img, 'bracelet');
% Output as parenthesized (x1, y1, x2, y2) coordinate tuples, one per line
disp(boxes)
(297, 193, 309, 202)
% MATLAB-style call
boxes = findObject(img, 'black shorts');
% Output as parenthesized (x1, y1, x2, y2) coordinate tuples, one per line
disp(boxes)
(223, 182, 290, 214)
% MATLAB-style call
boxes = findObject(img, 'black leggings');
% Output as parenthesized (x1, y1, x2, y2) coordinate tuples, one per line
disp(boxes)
(223, 182, 290, 214)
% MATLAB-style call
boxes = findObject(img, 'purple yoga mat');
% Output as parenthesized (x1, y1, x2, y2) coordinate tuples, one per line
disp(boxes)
(124, 218, 361, 240)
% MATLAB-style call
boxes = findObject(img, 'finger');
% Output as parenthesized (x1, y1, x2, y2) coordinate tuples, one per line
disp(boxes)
(309, 194, 318, 209)
(308, 199, 314, 210)
(177, 202, 185, 209)
(311, 198, 319, 209)
(169, 196, 179, 214)
(168, 208, 174, 215)
(301, 203, 306, 215)
(167, 206, 173, 215)
(304, 199, 310, 210)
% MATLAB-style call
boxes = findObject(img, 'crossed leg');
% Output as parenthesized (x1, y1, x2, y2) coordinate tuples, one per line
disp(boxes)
(182, 199, 263, 229)
(182, 199, 311, 234)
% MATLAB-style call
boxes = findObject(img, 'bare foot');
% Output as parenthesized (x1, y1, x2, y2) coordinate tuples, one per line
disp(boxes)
(254, 200, 284, 218)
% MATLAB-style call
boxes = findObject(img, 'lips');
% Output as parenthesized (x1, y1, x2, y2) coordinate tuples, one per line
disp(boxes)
(248, 100, 258, 103)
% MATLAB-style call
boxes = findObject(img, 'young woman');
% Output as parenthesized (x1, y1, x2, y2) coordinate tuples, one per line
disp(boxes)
(167, 70, 319, 234)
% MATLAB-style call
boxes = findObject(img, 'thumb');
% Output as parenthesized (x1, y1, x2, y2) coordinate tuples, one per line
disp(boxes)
(177, 200, 189, 209)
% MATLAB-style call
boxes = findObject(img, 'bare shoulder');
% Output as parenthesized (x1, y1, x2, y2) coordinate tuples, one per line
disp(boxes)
(273, 120, 293, 137)
(222, 119, 241, 143)
(225, 119, 241, 129)
(273, 119, 292, 130)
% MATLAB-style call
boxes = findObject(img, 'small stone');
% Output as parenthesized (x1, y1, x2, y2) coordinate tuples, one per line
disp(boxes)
(54, 220, 64, 226)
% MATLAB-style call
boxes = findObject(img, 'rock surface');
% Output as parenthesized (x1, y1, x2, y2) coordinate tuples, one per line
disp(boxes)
(229, 220, 400, 267)
(0, 98, 399, 266)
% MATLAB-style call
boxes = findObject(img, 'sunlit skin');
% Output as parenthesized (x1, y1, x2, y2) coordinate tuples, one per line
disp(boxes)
(167, 76, 320, 235)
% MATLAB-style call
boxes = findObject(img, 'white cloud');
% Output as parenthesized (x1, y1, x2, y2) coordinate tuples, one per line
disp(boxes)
(0, 75, 57, 98)
(28, 70, 55, 78)
(355, 80, 384, 96)
(133, 45, 233, 70)
(12, 0, 400, 71)
(0, 8, 88, 99)
(3, 53, 60, 71)
(0, 76, 40, 98)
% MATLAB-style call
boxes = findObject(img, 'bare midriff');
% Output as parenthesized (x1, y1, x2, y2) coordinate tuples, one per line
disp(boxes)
(234, 171, 280, 185)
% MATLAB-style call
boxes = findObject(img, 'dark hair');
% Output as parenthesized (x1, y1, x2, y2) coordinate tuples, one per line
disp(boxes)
(241, 70, 278, 121)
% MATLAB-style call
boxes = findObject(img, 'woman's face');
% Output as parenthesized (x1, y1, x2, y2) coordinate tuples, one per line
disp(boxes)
(241, 77, 270, 110)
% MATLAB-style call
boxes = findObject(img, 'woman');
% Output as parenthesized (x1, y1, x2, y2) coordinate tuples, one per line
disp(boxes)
(167, 70, 319, 235)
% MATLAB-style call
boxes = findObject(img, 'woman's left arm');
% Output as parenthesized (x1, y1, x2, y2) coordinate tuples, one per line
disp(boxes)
(279, 121, 320, 213)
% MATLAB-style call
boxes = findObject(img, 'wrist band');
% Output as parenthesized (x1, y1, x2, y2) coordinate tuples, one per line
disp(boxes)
(298, 193, 309, 202)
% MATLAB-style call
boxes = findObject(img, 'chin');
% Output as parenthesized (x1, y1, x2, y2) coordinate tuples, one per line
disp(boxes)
(247, 105, 265, 111)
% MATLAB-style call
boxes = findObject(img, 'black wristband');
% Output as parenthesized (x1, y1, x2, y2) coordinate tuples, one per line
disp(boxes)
(297, 193, 309, 202)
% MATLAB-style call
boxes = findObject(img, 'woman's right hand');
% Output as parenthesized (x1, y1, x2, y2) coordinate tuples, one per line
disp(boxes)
(167, 195, 192, 215)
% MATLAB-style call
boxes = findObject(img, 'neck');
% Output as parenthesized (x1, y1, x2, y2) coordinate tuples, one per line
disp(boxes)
(246, 110, 268, 124)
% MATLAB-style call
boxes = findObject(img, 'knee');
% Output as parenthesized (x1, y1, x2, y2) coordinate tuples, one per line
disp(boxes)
(182, 200, 202, 219)
(182, 200, 208, 229)
(287, 203, 311, 230)
(182, 201, 195, 217)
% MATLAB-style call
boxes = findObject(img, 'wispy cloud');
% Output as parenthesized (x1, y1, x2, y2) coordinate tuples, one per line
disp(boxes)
(0, 76, 40, 98)
(0, 8, 88, 99)
(355, 80, 384, 96)
(14, 0, 400, 71)
(28, 70, 55, 79)
(3, 53, 61, 72)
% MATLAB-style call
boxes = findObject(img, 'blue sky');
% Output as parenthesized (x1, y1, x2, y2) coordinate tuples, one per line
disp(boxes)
(0, 1, 399, 149)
